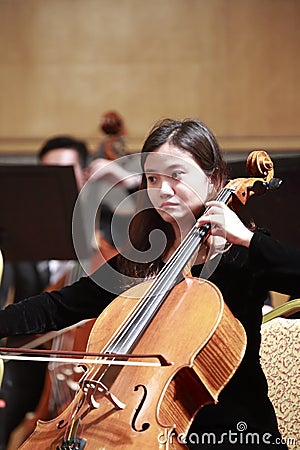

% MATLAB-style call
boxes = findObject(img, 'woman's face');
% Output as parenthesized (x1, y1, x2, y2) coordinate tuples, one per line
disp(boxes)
(144, 143, 214, 230)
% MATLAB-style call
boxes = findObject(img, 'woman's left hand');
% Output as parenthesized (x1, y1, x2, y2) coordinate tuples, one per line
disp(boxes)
(197, 201, 254, 248)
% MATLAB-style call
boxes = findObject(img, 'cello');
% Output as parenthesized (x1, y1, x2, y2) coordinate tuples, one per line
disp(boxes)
(4, 151, 280, 449)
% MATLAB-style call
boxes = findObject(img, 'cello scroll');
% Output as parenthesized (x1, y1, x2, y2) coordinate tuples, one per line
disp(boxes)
(226, 150, 282, 212)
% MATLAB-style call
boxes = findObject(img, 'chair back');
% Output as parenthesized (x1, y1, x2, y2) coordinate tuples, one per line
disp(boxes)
(260, 317, 300, 449)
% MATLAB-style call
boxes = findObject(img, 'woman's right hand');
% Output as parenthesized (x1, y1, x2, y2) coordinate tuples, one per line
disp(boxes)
(197, 201, 254, 248)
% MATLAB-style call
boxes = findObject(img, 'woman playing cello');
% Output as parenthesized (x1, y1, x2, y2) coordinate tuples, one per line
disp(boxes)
(1, 118, 300, 449)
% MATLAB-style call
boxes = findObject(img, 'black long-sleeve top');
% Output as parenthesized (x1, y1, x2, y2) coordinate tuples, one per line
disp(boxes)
(1, 230, 299, 447)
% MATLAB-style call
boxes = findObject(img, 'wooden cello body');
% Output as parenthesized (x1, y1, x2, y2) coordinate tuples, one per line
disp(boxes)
(12, 150, 279, 448)
(19, 277, 246, 449)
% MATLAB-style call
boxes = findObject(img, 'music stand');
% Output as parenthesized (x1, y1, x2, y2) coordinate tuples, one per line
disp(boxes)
(0, 165, 90, 262)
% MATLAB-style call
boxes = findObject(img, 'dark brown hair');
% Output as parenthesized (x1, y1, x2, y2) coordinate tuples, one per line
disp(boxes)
(38, 135, 89, 168)
(117, 118, 227, 279)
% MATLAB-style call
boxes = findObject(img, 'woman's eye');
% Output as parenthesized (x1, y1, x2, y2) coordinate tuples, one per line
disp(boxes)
(171, 171, 182, 180)
(147, 175, 157, 184)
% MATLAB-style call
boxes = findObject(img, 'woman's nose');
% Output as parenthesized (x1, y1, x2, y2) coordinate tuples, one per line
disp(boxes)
(160, 179, 174, 196)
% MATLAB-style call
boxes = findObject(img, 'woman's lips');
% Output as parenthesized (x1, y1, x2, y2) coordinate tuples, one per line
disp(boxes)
(160, 201, 179, 209)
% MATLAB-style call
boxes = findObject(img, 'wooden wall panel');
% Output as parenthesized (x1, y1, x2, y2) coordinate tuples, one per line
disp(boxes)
(0, 0, 299, 153)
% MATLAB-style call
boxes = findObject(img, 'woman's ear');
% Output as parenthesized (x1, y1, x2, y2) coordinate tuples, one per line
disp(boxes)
(208, 176, 215, 195)
(207, 176, 218, 200)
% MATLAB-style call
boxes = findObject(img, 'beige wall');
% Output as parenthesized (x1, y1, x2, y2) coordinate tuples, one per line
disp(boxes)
(0, 0, 299, 154)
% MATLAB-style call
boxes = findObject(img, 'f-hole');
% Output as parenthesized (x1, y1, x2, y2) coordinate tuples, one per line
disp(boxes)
(131, 384, 150, 432)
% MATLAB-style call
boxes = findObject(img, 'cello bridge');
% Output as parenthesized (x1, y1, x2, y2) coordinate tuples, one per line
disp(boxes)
(80, 379, 126, 410)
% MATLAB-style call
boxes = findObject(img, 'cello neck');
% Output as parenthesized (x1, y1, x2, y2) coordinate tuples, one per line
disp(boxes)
(105, 186, 236, 356)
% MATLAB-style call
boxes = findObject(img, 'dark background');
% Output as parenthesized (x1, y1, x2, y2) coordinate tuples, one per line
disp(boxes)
(227, 153, 300, 250)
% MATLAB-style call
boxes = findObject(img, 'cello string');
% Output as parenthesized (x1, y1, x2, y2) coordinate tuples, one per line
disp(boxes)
(72, 211, 207, 391)
(61, 186, 235, 425)
(100, 188, 234, 357)
(102, 187, 235, 356)
(71, 187, 234, 404)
